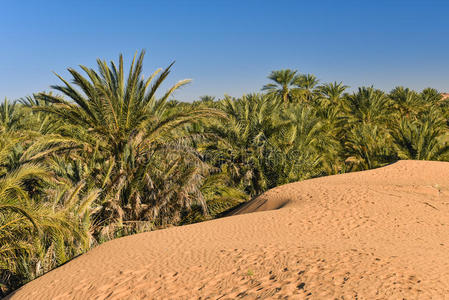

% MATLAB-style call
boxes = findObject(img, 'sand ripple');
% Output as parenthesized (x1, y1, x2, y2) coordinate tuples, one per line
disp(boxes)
(8, 160, 449, 299)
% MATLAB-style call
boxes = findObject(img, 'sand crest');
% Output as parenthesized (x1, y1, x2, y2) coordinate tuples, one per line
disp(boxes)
(8, 160, 449, 299)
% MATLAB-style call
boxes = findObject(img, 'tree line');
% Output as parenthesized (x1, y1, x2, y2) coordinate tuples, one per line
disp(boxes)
(1, 51, 448, 295)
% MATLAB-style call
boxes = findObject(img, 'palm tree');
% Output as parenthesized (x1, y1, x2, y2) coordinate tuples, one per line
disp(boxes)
(391, 109, 449, 160)
(313, 82, 349, 150)
(341, 88, 396, 170)
(33, 50, 223, 231)
(315, 82, 348, 108)
(0, 129, 100, 294)
(265, 104, 328, 185)
(294, 73, 319, 102)
(420, 88, 447, 114)
(295, 74, 319, 90)
(344, 123, 395, 170)
(205, 94, 329, 195)
(421, 88, 442, 104)
(389, 86, 424, 118)
(0, 98, 20, 133)
(17, 95, 61, 134)
(205, 94, 286, 196)
(262, 69, 302, 104)
(198, 95, 215, 103)
(343, 87, 393, 125)
(0, 174, 98, 295)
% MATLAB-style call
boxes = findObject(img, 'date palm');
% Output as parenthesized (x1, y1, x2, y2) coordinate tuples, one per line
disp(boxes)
(343, 87, 393, 125)
(295, 73, 319, 102)
(0, 130, 99, 293)
(344, 123, 395, 170)
(0, 98, 20, 133)
(313, 82, 348, 144)
(421, 88, 447, 114)
(265, 104, 328, 185)
(33, 50, 223, 231)
(389, 86, 424, 118)
(0, 174, 98, 295)
(205, 94, 286, 196)
(315, 82, 348, 108)
(262, 69, 302, 104)
(391, 109, 449, 160)
(421, 88, 442, 104)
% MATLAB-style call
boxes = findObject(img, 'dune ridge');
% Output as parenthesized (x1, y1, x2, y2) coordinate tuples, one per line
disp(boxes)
(8, 160, 449, 299)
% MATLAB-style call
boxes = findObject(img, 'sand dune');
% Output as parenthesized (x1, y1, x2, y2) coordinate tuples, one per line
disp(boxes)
(8, 160, 449, 299)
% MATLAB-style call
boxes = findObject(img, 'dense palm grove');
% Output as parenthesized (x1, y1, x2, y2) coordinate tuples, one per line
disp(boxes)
(1, 51, 449, 295)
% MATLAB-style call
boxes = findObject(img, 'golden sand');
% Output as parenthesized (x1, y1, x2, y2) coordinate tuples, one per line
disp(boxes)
(9, 160, 449, 299)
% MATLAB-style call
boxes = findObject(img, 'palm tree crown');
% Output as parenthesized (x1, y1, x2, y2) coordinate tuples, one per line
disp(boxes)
(262, 69, 301, 104)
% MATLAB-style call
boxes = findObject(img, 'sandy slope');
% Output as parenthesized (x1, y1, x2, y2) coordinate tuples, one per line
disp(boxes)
(8, 160, 449, 299)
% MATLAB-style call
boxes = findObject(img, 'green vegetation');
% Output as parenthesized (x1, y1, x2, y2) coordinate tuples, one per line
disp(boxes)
(2, 51, 449, 295)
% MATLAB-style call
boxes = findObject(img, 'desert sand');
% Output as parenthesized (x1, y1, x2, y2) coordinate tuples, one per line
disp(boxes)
(8, 160, 449, 299)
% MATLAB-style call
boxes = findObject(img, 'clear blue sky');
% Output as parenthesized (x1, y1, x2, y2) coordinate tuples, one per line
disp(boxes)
(2, 0, 449, 101)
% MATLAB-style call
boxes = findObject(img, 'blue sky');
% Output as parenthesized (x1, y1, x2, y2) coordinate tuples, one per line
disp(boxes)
(1, 0, 449, 101)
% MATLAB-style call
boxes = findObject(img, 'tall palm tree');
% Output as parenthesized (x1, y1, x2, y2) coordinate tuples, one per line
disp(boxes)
(294, 73, 319, 102)
(33, 50, 223, 231)
(295, 74, 319, 90)
(262, 69, 302, 104)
